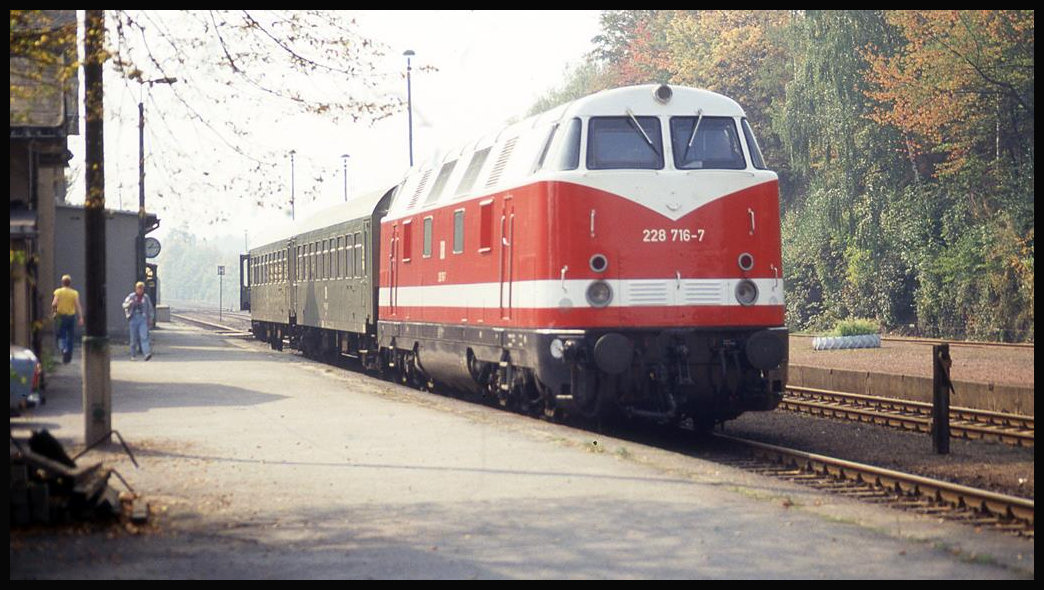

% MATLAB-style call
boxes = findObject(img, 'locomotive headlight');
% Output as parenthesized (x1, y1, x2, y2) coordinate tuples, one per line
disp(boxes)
(653, 84, 673, 104)
(586, 280, 613, 308)
(735, 279, 759, 306)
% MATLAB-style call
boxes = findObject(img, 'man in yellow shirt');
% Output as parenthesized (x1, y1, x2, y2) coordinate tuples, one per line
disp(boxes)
(52, 274, 84, 364)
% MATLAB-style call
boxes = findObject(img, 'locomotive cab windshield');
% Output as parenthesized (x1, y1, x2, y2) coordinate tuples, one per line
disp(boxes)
(551, 112, 763, 173)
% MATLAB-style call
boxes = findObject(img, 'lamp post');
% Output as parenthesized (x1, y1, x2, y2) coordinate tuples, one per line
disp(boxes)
(138, 76, 177, 284)
(341, 153, 350, 201)
(403, 49, 415, 167)
(289, 149, 296, 220)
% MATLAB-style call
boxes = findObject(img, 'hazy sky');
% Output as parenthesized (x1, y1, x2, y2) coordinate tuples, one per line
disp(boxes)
(66, 10, 603, 248)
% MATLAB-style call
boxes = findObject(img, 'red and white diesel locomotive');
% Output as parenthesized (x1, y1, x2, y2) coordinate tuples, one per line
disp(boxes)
(244, 84, 787, 430)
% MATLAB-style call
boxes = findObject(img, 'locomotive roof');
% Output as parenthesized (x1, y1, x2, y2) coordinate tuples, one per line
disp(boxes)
(384, 84, 749, 221)
(564, 84, 746, 119)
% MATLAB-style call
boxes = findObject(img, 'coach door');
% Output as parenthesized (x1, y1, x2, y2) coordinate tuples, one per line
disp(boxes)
(499, 198, 515, 319)
(287, 239, 297, 320)
(239, 254, 250, 311)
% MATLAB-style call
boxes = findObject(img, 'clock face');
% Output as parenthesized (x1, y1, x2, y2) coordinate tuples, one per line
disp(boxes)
(144, 237, 161, 258)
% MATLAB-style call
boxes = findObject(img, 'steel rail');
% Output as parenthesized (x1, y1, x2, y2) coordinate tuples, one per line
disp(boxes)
(783, 385, 1034, 447)
(714, 433, 1034, 531)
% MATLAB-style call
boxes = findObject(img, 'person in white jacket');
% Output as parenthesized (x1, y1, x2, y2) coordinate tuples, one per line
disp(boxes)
(122, 281, 154, 360)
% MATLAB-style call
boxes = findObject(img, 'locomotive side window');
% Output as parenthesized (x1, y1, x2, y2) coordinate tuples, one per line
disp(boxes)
(554, 118, 581, 171)
(479, 200, 493, 252)
(425, 160, 457, 205)
(423, 216, 433, 258)
(532, 123, 558, 173)
(402, 220, 413, 262)
(741, 118, 767, 170)
(456, 147, 491, 197)
(670, 116, 745, 170)
(587, 116, 663, 170)
(453, 209, 465, 254)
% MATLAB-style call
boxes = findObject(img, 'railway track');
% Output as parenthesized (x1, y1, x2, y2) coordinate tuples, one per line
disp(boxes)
(169, 311, 252, 335)
(171, 307, 1034, 536)
(782, 385, 1034, 447)
(708, 433, 1034, 539)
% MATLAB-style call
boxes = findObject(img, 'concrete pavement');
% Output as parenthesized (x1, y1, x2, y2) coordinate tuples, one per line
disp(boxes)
(9, 322, 1033, 579)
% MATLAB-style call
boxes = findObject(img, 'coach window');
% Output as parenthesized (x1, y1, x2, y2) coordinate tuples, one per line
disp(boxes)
(354, 232, 363, 277)
(453, 209, 465, 254)
(333, 237, 339, 278)
(321, 239, 329, 278)
(325, 240, 331, 279)
(318, 240, 324, 279)
(320, 240, 326, 279)
(423, 216, 433, 258)
(402, 220, 413, 262)
(670, 116, 745, 170)
(554, 118, 581, 171)
(479, 200, 493, 252)
(588, 116, 663, 170)
(347, 234, 353, 276)
(344, 234, 354, 278)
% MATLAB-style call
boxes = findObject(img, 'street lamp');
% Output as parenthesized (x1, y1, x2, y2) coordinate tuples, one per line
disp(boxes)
(403, 49, 415, 167)
(138, 76, 177, 284)
(341, 153, 350, 201)
(289, 149, 296, 220)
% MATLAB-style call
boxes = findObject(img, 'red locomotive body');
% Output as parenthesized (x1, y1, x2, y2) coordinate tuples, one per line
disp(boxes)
(377, 84, 787, 427)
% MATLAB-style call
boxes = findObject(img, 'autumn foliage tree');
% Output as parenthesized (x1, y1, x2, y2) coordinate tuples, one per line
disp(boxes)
(537, 9, 1033, 341)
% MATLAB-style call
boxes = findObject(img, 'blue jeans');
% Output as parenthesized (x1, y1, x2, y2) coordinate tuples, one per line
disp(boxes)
(57, 314, 76, 357)
(129, 313, 151, 357)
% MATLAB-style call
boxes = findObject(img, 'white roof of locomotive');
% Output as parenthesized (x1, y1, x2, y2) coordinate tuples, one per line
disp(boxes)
(565, 84, 746, 119)
(384, 84, 749, 222)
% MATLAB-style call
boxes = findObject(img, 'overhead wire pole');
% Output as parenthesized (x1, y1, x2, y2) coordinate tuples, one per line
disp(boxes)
(289, 149, 296, 220)
(82, 9, 111, 446)
(137, 77, 177, 284)
(341, 153, 350, 201)
(404, 49, 414, 167)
